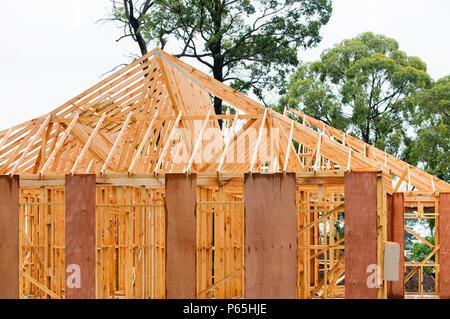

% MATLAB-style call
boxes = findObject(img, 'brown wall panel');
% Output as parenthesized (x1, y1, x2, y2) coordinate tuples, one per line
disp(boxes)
(165, 173, 197, 299)
(65, 174, 96, 299)
(440, 192, 450, 299)
(344, 171, 378, 299)
(0, 175, 19, 299)
(244, 173, 296, 299)
(387, 192, 404, 299)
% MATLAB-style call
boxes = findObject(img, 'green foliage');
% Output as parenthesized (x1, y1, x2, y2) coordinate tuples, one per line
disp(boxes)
(404, 218, 435, 251)
(110, 0, 332, 106)
(405, 76, 450, 182)
(278, 61, 348, 130)
(409, 235, 435, 276)
(334, 221, 344, 240)
(279, 32, 432, 157)
(404, 219, 417, 250)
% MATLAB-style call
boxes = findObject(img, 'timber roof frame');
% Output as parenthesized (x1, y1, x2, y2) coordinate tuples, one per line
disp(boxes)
(0, 48, 448, 192)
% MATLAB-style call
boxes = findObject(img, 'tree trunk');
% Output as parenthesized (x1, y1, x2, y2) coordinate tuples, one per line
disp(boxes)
(213, 96, 223, 119)
(211, 0, 224, 128)
(129, 18, 147, 56)
(212, 59, 224, 127)
(124, 0, 148, 57)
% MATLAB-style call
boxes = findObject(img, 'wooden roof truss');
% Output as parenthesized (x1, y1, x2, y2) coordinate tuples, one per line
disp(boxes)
(0, 49, 448, 192)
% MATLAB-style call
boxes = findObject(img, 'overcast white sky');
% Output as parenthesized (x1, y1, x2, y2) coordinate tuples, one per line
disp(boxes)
(1, 0, 449, 131)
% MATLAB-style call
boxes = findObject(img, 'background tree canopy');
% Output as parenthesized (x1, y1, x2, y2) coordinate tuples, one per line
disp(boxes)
(406, 75, 450, 181)
(107, 0, 332, 117)
(279, 32, 432, 158)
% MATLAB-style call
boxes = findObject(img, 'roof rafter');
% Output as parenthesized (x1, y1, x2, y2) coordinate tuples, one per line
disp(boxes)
(0, 48, 447, 191)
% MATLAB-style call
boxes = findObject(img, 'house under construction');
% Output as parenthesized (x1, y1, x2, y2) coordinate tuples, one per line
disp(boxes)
(0, 49, 449, 299)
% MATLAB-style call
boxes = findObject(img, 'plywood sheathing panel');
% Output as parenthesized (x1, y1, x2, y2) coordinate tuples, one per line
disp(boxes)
(0, 175, 19, 298)
(344, 171, 378, 299)
(244, 173, 296, 298)
(165, 173, 197, 298)
(65, 174, 96, 299)
(439, 192, 450, 299)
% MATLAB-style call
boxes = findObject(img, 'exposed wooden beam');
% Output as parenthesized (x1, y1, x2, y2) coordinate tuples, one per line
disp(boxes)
(394, 167, 408, 192)
(185, 109, 212, 174)
(249, 109, 267, 172)
(70, 112, 106, 174)
(153, 112, 182, 174)
(40, 113, 79, 176)
(217, 112, 239, 173)
(11, 114, 51, 175)
(101, 112, 132, 175)
(128, 110, 160, 174)
(0, 128, 12, 152)
(283, 120, 295, 173)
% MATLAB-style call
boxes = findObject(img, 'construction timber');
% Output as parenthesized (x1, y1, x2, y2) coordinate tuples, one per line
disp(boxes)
(0, 49, 449, 299)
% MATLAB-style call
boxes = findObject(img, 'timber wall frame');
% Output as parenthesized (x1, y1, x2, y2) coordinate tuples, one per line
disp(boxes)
(0, 171, 448, 299)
